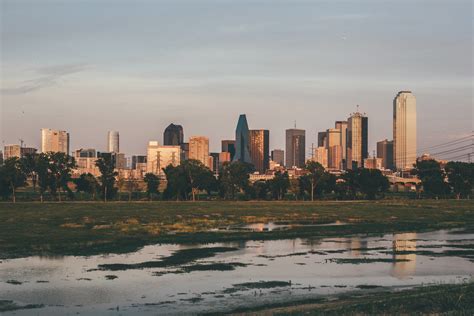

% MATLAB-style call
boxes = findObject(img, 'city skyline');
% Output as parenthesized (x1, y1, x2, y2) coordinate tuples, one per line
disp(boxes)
(1, 0, 471, 157)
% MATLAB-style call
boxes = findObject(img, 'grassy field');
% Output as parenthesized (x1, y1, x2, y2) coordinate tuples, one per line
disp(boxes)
(228, 282, 474, 315)
(0, 200, 473, 259)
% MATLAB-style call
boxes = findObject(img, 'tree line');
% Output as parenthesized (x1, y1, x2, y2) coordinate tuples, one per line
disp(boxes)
(0, 152, 472, 202)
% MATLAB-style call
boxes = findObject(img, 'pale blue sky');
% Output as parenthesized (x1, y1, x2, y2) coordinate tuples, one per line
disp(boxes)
(1, 0, 472, 158)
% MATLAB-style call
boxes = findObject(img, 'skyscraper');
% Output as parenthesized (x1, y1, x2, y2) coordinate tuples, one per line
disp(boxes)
(107, 131, 119, 153)
(286, 129, 306, 168)
(346, 110, 368, 169)
(317, 131, 327, 148)
(189, 136, 210, 168)
(271, 149, 285, 166)
(377, 139, 394, 170)
(221, 140, 236, 161)
(249, 129, 270, 173)
(335, 121, 348, 162)
(393, 91, 417, 171)
(326, 128, 342, 170)
(41, 128, 70, 154)
(233, 115, 252, 164)
(164, 124, 184, 146)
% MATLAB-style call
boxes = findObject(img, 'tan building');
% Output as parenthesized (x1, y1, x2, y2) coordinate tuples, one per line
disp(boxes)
(335, 121, 348, 161)
(313, 146, 328, 169)
(364, 157, 383, 170)
(346, 111, 368, 169)
(146, 141, 181, 175)
(189, 136, 210, 168)
(41, 128, 70, 154)
(3, 145, 37, 159)
(326, 128, 342, 170)
(393, 91, 417, 171)
(73, 149, 100, 177)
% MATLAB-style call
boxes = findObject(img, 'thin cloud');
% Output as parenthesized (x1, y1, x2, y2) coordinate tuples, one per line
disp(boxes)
(1, 63, 88, 95)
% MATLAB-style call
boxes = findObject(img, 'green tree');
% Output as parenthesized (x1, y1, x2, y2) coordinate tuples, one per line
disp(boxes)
(413, 159, 450, 198)
(445, 162, 473, 199)
(47, 152, 76, 201)
(355, 168, 389, 200)
(268, 171, 290, 200)
(163, 164, 190, 200)
(253, 181, 269, 200)
(144, 173, 160, 201)
(218, 161, 253, 200)
(301, 161, 335, 201)
(0, 157, 27, 202)
(96, 155, 118, 202)
(182, 159, 213, 201)
(35, 153, 52, 202)
(20, 153, 38, 192)
(74, 173, 99, 200)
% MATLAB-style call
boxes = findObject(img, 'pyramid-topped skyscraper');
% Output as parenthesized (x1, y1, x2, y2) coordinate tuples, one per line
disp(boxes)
(233, 114, 252, 164)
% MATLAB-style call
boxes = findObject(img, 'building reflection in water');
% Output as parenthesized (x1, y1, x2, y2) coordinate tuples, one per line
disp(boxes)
(391, 233, 417, 279)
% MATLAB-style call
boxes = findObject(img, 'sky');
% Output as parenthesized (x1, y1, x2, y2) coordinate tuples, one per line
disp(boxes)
(1, 0, 472, 159)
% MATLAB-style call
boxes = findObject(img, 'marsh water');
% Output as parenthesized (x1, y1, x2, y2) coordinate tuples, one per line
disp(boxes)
(1, 229, 473, 315)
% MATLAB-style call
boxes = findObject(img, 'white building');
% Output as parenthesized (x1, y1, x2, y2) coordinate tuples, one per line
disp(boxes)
(41, 128, 69, 154)
(146, 141, 181, 175)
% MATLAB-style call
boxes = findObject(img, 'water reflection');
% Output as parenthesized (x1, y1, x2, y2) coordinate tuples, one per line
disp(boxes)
(391, 233, 417, 279)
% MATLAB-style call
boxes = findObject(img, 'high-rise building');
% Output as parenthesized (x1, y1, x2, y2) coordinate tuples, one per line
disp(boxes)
(346, 111, 368, 169)
(326, 128, 342, 170)
(180, 143, 189, 161)
(377, 139, 394, 170)
(313, 147, 328, 169)
(317, 131, 327, 148)
(233, 115, 252, 164)
(107, 131, 119, 153)
(189, 136, 210, 168)
(219, 152, 231, 167)
(41, 128, 70, 154)
(271, 149, 285, 166)
(364, 157, 383, 170)
(222, 140, 236, 161)
(146, 141, 181, 175)
(393, 91, 417, 171)
(3, 145, 37, 159)
(249, 129, 270, 173)
(286, 129, 306, 168)
(131, 155, 147, 170)
(210, 152, 220, 173)
(164, 124, 184, 146)
(335, 121, 348, 162)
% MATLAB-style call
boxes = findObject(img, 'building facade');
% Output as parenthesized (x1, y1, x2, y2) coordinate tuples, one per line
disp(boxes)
(313, 146, 328, 169)
(164, 124, 184, 146)
(41, 128, 70, 154)
(326, 128, 342, 170)
(271, 149, 285, 166)
(249, 129, 270, 173)
(233, 115, 252, 164)
(285, 129, 306, 168)
(146, 141, 181, 175)
(377, 139, 394, 170)
(393, 91, 417, 171)
(221, 140, 236, 161)
(107, 131, 119, 153)
(3, 145, 37, 159)
(346, 111, 368, 169)
(335, 121, 348, 162)
(189, 136, 210, 168)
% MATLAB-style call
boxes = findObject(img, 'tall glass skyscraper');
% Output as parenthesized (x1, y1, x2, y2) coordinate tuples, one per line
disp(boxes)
(233, 114, 252, 164)
(346, 110, 368, 169)
(164, 124, 184, 146)
(249, 129, 270, 173)
(285, 129, 306, 168)
(393, 91, 417, 171)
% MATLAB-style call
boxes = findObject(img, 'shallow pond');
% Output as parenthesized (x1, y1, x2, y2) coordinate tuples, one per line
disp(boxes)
(1, 229, 473, 315)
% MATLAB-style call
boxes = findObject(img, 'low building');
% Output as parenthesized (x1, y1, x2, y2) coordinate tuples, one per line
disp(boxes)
(364, 157, 383, 170)
(3, 145, 37, 159)
(147, 141, 181, 175)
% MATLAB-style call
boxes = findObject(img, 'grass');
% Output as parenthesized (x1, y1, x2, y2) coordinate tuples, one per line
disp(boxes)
(0, 200, 473, 259)
(226, 283, 474, 315)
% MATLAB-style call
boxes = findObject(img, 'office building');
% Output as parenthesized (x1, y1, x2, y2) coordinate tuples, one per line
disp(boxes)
(146, 141, 181, 175)
(271, 149, 285, 166)
(164, 124, 184, 146)
(233, 115, 252, 164)
(131, 155, 147, 170)
(210, 152, 220, 173)
(393, 91, 417, 171)
(377, 139, 394, 170)
(189, 136, 210, 168)
(326, 128, 342, 170)
(314, 147, 328, 169)
(180, 142, 189, 161)
(41, 128, 70, 154)
(286, 128, 306, 168)
(222, 140, 236, 161)
(335, 121, 348, 162)
(249, 129, 270, 173)
(364, 157, 383, 170)
(3, 145, 37, 159)
(346, 110, 368, 169)
(219, 152, 231, 166)
(107, 131, 119, 153)
(318, 131, 327, 148)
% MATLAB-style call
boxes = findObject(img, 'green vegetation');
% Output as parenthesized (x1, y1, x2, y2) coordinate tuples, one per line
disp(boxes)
(0, 300, 44, 313)
(0, 200, 473, 259)
(252, 283, 474, 316)
(223, 281, 292, 294)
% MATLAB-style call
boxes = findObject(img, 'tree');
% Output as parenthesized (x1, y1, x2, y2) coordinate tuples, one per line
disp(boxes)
(413, 159, 450, 198)
(303, 161, 325, 201)
(35, 153, 52, 202)
(163, 164, 190, 201)
(144, 173, 160, 201)
(181, 159, 214, 201)
(253, 181, 269, 200)
(21, 153, 38, 192)
(47, 152, 76, 201)
(74, 173, 99, 200)
(355, 168, 389, 200)
(96, 155, 118, 202)
(268, 171, 290, 200)
(218, 161, 253, 200)
(445, 162, 474, 199)
(0, 157, 27, 202)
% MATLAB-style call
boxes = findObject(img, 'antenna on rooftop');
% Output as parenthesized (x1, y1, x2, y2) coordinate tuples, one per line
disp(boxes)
(294, 120, 297, 129)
